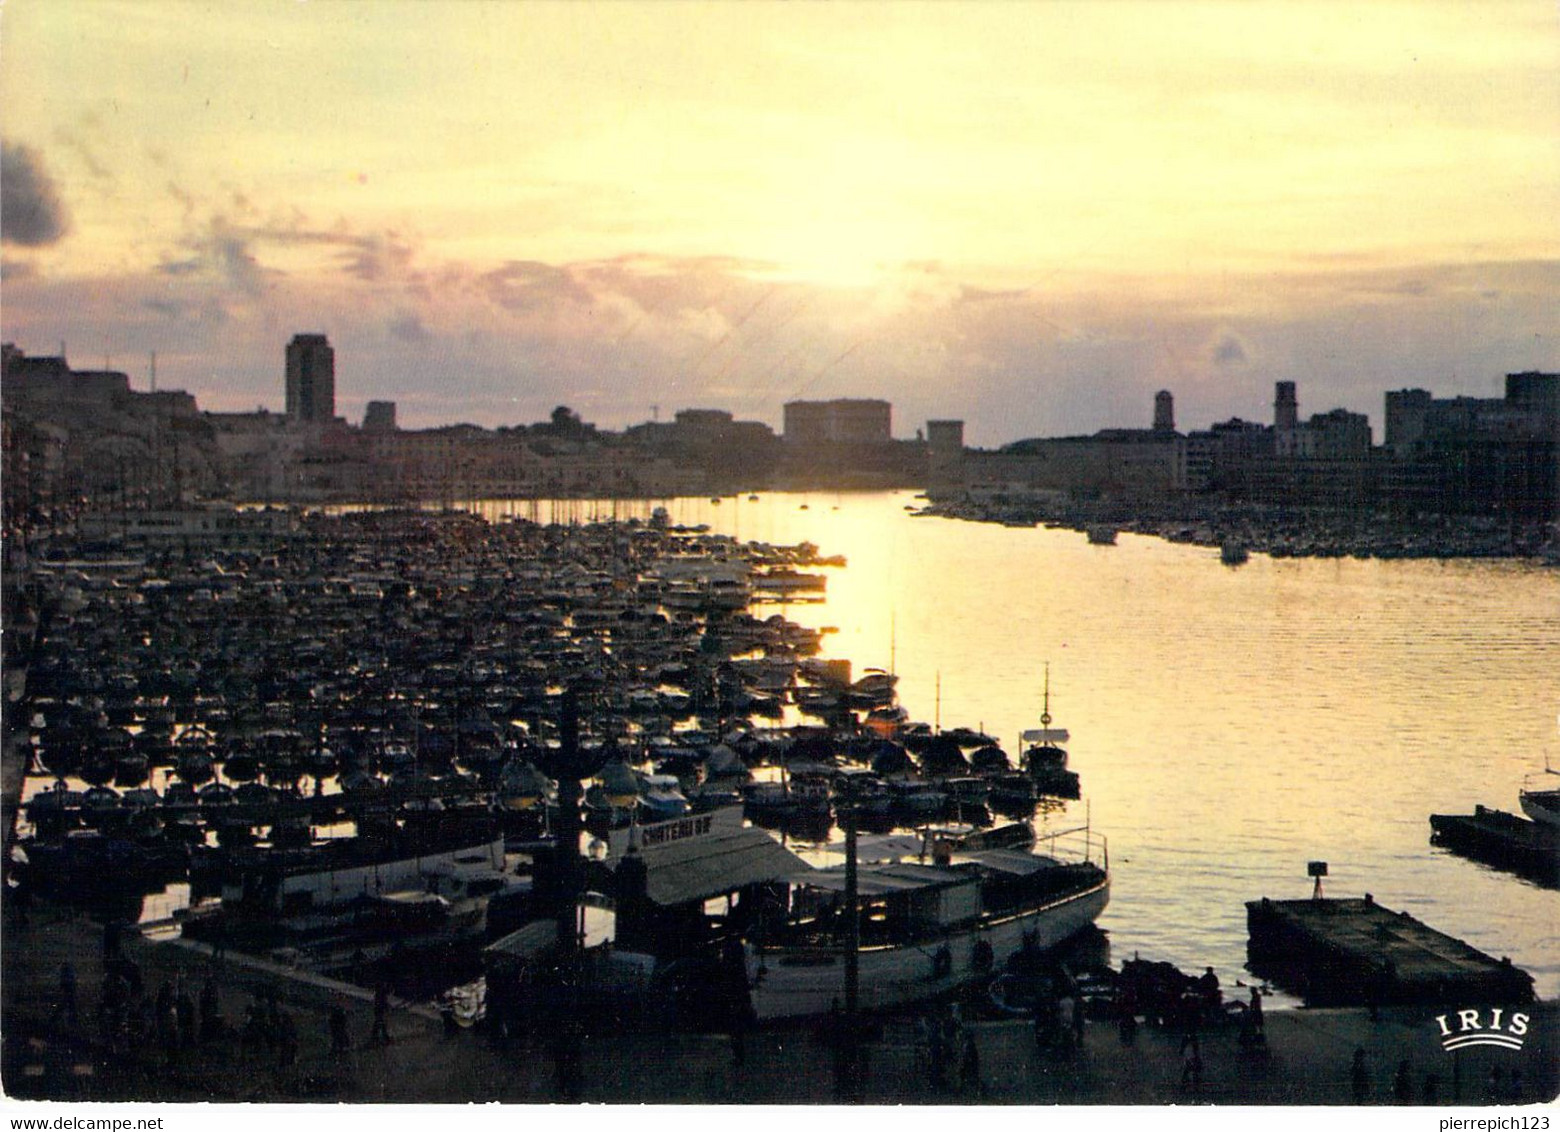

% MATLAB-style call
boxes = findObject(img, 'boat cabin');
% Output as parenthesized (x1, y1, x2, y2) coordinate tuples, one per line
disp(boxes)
(770, 864, 984, 947)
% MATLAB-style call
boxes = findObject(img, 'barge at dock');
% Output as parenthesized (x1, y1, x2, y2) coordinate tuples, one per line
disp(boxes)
(1430, 806, 1560, 884)
(1246, 895, 1535, 1007)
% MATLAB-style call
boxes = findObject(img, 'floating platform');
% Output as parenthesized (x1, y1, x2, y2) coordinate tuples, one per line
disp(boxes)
(1430, 806, 1560, 884)
(1246, 895, 1535, 1007)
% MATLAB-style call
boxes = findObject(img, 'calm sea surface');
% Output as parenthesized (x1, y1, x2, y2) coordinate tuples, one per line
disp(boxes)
(478, 490, 1560, 1000)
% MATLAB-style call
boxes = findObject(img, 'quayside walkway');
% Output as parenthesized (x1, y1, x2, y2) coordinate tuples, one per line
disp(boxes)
(3, 903, 1554, 1106)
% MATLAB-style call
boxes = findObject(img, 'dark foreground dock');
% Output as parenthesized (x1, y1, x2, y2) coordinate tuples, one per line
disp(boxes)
(4, 900, 1555, 1106)
(1247, 896, 1535, 1008)
(1430, 807, 1560, 884)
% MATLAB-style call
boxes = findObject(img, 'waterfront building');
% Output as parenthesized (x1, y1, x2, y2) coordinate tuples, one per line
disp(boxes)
(1378, 374, 1558, 522)
(925, 420, 966, 494)
(955, 429, 1186, 501)
(1287, 408, 1373, 461)
(1184, 419, 1273, 494)
(285, 333, 336, 423)
(926, 420, 964, 450)
(363, 401, 397, 432)
(623, 409, 780, 491)
(207, 410, 308, 502)
(783, 399, 892, 445)
(1, 344, 216, 515)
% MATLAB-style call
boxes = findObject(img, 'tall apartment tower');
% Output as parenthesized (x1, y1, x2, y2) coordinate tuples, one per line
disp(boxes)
(1274, 381, 1298, 432)
(285, 333, 335, 423)
(1153, 390, 1175, 433)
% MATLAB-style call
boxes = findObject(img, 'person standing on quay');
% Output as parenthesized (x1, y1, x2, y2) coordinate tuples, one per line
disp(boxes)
(1181, 1034, 1203, 1093)
(53, 962, 78, 1028)
(176, 983, 196, 1049)
(199, 976, 221, 1043)
(370, 981, 391, 1045)
(330, 1003, 351, 1053)
(1350, 1047, 1370, 1103)
(960, 1031, 982, 1096)
(1393, 1060, 1413, 1103)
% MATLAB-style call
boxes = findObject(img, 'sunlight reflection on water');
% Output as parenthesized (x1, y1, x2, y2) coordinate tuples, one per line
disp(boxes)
(467, 490, 1560, 996)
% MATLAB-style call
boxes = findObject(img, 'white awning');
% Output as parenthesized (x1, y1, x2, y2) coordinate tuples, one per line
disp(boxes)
(815, 833, 926, 862)
(485, 905, 615, 960)
(608, 826, 808, 907)
(484, 919, 558, 960)
(961, 848, 1064, 876)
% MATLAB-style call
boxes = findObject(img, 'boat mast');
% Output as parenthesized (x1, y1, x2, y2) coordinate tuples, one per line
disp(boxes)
(889, 611, 897, 677)
(1041, 661, 1052, 732)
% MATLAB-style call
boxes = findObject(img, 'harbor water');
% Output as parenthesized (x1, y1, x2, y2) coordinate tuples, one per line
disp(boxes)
(470, 490, 1560, 1000)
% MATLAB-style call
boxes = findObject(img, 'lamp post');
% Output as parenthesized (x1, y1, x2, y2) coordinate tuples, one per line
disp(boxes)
(838, 773, 861, 1100)
(534, 687, 606, 1101)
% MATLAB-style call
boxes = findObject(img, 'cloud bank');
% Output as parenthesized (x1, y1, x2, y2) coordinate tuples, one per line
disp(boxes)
(2, 174, 1554, 443)
(1, 140, 70, 247)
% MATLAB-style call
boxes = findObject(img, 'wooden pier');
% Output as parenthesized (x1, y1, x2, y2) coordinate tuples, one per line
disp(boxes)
(1246, 895, 1535, 1007)
(1430, 806, 1560, 883)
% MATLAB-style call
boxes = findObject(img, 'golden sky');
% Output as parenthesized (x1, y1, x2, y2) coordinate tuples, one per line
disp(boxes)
(3, 1, 1557, 438)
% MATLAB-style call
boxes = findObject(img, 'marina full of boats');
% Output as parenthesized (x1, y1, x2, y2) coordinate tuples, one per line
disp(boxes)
(9, 507, 1108, 1018)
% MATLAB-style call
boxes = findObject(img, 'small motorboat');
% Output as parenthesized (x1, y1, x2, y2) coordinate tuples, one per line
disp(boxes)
(1520, 769, 1560, 828)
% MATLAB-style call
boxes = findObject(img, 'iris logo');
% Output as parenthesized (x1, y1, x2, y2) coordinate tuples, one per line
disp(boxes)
(1434, 1008, 1529, 1053)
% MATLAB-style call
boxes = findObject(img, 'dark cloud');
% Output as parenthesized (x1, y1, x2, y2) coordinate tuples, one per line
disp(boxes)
(157, 257, 204, 276)
(142, 298, 185, 319)
(388, 312, 430, 342)
(1212, 334, 1248, 366)
(343, 230, 417, 282)
(1344, 276, 1433, 298)
(212, 230, 265, 294)
(1, 141, 71, 247)
(481, 260, 594, 312)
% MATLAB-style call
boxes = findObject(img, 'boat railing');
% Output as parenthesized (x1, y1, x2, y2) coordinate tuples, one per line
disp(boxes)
(1037, 823, 1108, 870)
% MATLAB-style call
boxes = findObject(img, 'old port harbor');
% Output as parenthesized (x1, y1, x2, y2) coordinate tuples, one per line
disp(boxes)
(2, 504, 1549, 1103)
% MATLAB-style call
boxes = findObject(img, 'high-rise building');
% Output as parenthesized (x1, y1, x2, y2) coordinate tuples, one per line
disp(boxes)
(1506, 372, 1559, 430)
(1385, 389, 1433, 455)
(285, 334, 335, 423)
(1153, 390, 1175, 433)
(1274, 381, 1298, 432)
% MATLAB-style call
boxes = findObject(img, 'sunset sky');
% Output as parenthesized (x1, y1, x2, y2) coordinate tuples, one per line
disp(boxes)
(3, 1, 1556, 443)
